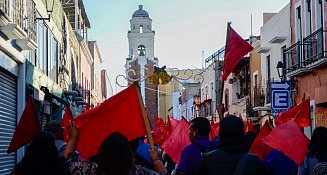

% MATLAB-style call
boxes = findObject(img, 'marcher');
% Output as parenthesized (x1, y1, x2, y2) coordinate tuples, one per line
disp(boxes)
(299, 127, 327, 175)
(12, 132, 68, 175)
(244, 131, 256, 152)
(192, 115, 267, 175)
(175, 117, 212, 175)
(44, 120, 67, 156)
(64, 122, 167, 175)
(263, 149, 298, 175)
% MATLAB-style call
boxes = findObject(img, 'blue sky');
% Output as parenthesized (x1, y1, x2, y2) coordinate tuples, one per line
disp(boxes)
(83, 0, 289, 93)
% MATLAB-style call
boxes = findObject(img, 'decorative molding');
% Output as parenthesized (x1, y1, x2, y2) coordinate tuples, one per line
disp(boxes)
(15, 38, 38, 50)
(269, 37, 287, 44)
(0, 24, 27, 40)
(256, 47, 270, 53)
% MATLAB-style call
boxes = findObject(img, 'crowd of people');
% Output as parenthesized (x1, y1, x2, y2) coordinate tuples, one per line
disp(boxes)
(11, 115, 327, 175)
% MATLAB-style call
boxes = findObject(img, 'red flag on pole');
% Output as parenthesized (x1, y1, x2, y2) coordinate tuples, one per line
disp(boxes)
(7, 96, 40, 153)
(162, 117, 190, 164)
(263, 121, 310, 165)
(61, 105, 73, 143)
(249, 121, 273, 160)
(168, 116, 179, 131)
(222, 23, 253, 81)
(245, 119, 255, 133)
(275, 99, 310, 127)
(73, 84, 147, 158)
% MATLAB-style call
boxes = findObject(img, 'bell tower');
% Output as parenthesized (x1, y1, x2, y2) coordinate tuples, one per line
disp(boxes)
(125, 5, 159, 126)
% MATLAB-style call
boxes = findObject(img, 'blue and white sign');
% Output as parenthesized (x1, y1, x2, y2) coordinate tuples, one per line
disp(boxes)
(271, 82, 291, 116)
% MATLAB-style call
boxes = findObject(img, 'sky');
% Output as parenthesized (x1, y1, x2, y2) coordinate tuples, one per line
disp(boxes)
(83, 0, 289, 94)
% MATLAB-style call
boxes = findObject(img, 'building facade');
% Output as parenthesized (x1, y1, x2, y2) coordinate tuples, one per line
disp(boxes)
(284, 0, 327, 128)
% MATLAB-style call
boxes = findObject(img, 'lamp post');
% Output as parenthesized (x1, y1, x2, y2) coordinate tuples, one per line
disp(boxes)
(35, 0, 55, 22)
(276, 61, 285, 81)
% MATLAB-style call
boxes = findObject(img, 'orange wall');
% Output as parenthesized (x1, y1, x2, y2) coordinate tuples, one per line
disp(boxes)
(294, 67, 327, 104)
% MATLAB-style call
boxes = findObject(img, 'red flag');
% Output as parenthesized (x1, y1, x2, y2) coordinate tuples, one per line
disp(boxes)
(209, 120, 220, 141)
(61, 106, 73, 143)
(7, 96, 40, 153)
(275, 99, 310, 127)
(73, 84, 147, 158)
(162, 118, 190, 164)
(152, 116, 171, 145)
(245, 119, 255, 133)
(168, 117, 179, 131)
(249, 122, 273, 160)
(263, 121, 310, 165)
(222, 23, 253, 81)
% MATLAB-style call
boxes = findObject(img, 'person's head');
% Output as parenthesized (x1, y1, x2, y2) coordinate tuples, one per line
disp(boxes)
(189, 117, 210, 142)
(97, 132, 135, 175)
(219, 115, 246, 152)
(308, 127, 327, 161)
(44, 120, 64, 140)
(15, 132, 64, 175)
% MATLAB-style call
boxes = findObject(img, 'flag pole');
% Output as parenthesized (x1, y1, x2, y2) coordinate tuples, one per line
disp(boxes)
(134, 82, 155, 151)
(218, 22, 231, 121)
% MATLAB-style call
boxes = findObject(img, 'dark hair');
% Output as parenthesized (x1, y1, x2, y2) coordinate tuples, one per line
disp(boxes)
(308, 127, 327, 161)
(44, 120, 64, 140)
(219, 115, 245, 139)
(190, 117, 211, 136)
(97, 132, 136, 175)
(14, 132, 65, 175)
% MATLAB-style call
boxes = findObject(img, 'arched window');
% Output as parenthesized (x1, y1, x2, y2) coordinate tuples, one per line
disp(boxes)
(138, 45, 146, 56)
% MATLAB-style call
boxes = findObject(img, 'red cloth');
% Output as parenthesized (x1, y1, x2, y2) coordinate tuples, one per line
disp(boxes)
(245, 119, 255, 132)
(222, 24, 253, 81)
(73, 84, 147, 158)
(249, 122, 273, 160)
(210, 121, 219, 140)
(162, 118, 190, 164)
(168, 117, 179, 131)
(263, 121, 310, 165)
(61, 106, 72, 143)
(7, 96, 40, 153)
(275, 99, 310, 127)
(152, 117, 171, 145)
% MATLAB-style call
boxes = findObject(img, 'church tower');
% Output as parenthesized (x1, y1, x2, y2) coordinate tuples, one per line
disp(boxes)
(125, 5, 159, 125)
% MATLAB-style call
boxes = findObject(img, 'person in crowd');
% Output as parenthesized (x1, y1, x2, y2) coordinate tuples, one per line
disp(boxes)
(64, 122, 167, 175)
(162, 151, 176, 174)
(264, 149, 298, 175)
(193, 115, 267, 175)
(299, 126, 327, 175)
(175, 117, 211, 175)
(130, 136, 155, 170)
(12, 132, 68, 175)
(244, 131, 257, 152)
(44, 120, 67, 156)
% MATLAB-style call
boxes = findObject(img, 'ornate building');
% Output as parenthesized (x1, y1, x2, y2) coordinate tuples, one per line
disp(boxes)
(125, 5, 159, 125)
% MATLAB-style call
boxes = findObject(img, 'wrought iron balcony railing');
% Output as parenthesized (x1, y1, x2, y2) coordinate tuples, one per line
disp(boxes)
(284, 27, 327, 74)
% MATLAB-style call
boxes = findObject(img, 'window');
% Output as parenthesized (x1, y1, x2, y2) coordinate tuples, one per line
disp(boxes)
(210, 82, 214, 99)
(266, 55, 271, 80)
(296, 6, 302, 41)
(305, 0, 312, 36)
(138, 45, 146, 56)
(254, 75, 258, 87)
(139, 25, 143, 33)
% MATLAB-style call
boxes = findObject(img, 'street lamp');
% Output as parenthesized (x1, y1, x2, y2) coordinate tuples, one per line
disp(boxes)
(276, 61, 285, 81)
(35, 0, 55, 22)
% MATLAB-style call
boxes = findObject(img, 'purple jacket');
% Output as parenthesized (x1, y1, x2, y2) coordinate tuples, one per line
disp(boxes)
(177, 136, 210, 175)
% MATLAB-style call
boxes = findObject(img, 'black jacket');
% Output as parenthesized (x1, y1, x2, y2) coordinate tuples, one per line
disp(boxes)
(192, 149, 267, 175)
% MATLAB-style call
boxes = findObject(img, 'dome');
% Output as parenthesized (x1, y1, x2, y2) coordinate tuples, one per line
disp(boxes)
(132, 5, 149, 18)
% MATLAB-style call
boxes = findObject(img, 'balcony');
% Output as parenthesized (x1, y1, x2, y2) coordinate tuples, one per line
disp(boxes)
(284, 27, 327, 77)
